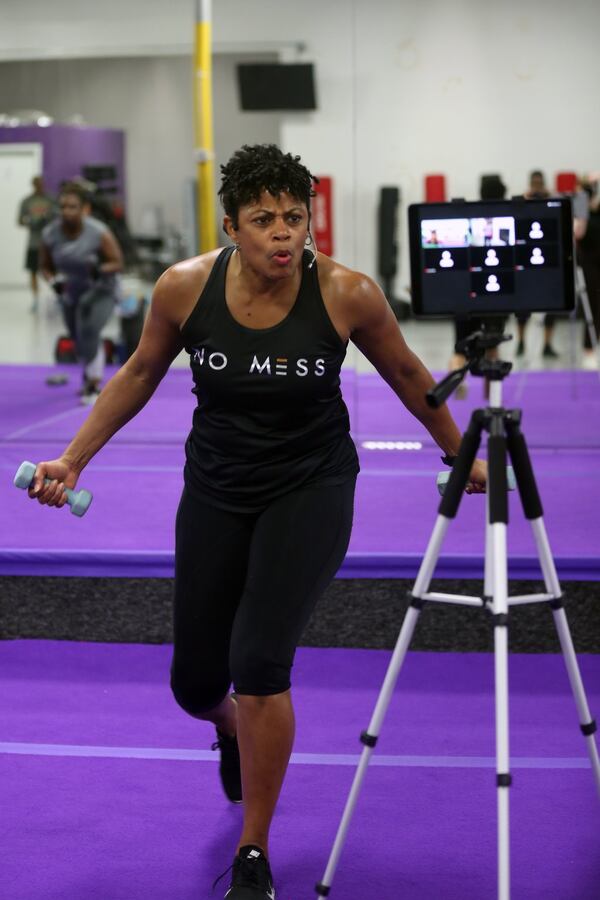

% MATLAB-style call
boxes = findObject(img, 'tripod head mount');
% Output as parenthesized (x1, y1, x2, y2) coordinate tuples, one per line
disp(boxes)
(455, 329, 511, 358)
(427, 329, 513, 409)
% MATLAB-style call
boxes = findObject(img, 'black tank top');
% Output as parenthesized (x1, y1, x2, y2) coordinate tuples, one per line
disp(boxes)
(181, 247, 359, 511)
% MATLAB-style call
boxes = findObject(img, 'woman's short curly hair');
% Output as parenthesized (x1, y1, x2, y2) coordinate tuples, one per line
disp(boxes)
(219, 144, 317, 228)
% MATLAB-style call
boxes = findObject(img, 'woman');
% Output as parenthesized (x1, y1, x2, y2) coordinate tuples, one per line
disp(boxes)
(40, 183, 124, 404)
(29, 145, 486, 899)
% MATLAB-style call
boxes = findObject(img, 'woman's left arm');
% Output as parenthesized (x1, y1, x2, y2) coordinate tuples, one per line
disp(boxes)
(348, 273, 486, 492)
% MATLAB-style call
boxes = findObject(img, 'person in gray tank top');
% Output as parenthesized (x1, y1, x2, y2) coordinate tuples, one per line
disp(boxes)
(40, 182, 124, 404)
(26, 146, 487, 899)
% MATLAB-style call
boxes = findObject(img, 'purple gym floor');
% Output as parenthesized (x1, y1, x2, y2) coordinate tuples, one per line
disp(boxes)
(1, 640, 599, 899)
(1, 364, 599, 579)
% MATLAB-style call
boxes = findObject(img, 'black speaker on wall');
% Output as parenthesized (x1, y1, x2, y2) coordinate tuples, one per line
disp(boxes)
(237, 63, 317, 111)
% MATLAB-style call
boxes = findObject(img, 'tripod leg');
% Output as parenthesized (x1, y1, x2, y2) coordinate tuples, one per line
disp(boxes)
(315, 598, 423, 897)
(484, 490, 494, 604)
(437, 411, 483, 519)
(533, 515, 600, 797)
(569, 280, 579, 374)
(315, 427, 484, 896)
(506, 418, 600, 798)
(488, 419, 511, 900)
(548, 596, 600, 799)
(577, 266, 599, 355)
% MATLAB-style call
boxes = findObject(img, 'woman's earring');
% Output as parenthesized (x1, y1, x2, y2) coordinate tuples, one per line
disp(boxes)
(306, 231, 318, 269)
(234, 241, 241, 252)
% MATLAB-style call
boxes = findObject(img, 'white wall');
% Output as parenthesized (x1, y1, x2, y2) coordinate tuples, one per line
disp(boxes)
(0, 54, 280, 238)
(0, 143, 43, 286)
(0, 0, 194, 59)
(349, 0, 600, 286)
(1, 0, 599, 288)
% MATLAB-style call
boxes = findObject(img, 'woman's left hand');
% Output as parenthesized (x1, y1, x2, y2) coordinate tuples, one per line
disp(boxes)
(465, 458, 487, 494)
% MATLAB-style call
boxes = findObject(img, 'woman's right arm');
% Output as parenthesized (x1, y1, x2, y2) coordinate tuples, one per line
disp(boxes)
(30, 265, 192, 508)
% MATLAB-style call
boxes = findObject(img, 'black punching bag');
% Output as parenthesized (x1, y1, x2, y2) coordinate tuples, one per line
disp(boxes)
(377, 187, 409, 319)
(378, 186, 399, 282)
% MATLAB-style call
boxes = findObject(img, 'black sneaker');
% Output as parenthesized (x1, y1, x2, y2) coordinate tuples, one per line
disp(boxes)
(78, 379, 101, 405)
(542, 344, 559, 359)
(212, 727, 242, 803)
(80, 385, 101, 406)
(215, 845, 275, 899)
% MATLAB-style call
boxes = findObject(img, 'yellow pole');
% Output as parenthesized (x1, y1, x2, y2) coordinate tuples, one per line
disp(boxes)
(194, 0, 217, 253)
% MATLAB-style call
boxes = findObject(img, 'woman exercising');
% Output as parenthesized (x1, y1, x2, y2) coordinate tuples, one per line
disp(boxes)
(40, 182, 124, 404)
(28, 145, 486, 899)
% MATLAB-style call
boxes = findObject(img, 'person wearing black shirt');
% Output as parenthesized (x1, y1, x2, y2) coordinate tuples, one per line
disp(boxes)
(25, 144, 486, 900)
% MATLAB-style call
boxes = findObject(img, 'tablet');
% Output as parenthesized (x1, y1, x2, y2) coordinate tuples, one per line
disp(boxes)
(408, 197, 575, 317)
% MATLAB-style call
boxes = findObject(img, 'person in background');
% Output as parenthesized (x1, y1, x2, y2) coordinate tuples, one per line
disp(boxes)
(39, 182, 124, 404)
(572, 177, 590, 244)
(17, 176, 55, 312)
(577, 173, 600, 368)
(70, 175, 138, 267)
(515, 170, 560, 358)
(525, 169, 547, 200)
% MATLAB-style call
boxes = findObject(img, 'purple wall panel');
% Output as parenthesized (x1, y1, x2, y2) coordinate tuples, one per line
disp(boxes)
(0, 124, 125, 207)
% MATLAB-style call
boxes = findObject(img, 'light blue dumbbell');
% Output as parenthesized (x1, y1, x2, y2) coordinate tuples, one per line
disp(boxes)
(437, 466, 516, 495)
(14, 460, 93, 517)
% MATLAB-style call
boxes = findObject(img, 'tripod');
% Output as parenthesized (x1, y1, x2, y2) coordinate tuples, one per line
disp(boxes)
(568, 266, 600, 378)
(316, 332, 600, 900)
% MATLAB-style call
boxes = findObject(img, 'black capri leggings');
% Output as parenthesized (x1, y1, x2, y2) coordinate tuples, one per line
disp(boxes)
(170, 478, 356, 715)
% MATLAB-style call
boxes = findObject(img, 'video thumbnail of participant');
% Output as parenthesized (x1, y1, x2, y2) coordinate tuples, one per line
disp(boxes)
(470, 217, 515, 247)
(421, 219, 470, 248)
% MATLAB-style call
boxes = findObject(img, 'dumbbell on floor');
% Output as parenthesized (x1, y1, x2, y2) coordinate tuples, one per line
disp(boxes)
(13, 461, 93, 517)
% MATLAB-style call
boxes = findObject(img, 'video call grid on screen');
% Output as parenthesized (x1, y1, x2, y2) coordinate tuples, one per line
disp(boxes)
(408, 199, 575, 317)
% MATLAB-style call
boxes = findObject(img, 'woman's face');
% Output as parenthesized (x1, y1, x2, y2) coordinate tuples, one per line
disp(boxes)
(59, 193, 85, 227)
(226, 190, 310, 279)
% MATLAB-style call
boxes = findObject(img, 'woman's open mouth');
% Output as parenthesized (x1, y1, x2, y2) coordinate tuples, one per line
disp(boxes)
(272, 250, 292, 266)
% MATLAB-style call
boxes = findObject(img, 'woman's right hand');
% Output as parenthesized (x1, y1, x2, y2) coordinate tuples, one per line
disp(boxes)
(28, 458, 80, 510)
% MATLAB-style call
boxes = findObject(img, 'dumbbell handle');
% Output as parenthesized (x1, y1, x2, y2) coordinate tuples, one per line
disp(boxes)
(13, 460, 92, 517)
(437, 466, 516, 495)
